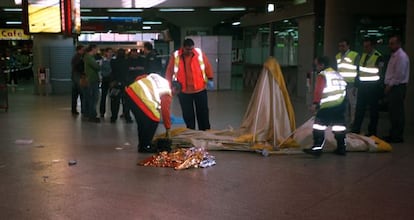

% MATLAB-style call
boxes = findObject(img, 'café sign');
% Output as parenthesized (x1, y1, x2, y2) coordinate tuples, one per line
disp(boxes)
(0, 29, 31, 40)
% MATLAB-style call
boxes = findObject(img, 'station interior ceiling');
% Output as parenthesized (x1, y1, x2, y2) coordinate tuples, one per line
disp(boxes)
(0, 0, 299, 33)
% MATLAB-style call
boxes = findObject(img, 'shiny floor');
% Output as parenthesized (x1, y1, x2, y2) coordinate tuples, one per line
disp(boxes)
(0, 81, 413, 220)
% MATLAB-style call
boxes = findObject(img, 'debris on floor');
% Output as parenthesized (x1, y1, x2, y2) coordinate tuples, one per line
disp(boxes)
(138, 147, 216, 170)
(68, 160, 77, 166)
(15, 139, 33, 145)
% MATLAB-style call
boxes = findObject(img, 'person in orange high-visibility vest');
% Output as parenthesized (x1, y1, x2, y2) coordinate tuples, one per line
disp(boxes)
(125, 73, 179, 153)
(165, 38, 214, 131)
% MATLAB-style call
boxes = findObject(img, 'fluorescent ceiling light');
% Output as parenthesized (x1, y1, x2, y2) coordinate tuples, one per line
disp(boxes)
(121, 0, 166, 8)
(3, 8, 22, 12)
(14, 0, 22, 5)
(143, 21, 162, 25)
(209, 7, 246, 12)
(159, 8, 194, 12)
(80, 9, 92, 12)
(142, 26, 152, 30)
(6, 21, 22, 25)
(107, 9, 143, 12)
(232, 21, 241, 26)
(81, 16, 110, 20)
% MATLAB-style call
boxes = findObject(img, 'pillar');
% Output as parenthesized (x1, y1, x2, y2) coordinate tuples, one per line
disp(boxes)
(32, 35, 74, 95)
(405, 0, 414, 125)
(323, 0, 355, 60)
(297, 15, 316, 101)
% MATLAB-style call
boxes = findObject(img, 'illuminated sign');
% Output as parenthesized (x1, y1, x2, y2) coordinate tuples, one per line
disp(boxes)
(0, 29, 31, 40)
(27, 0, 62, 33)
(23, 0, 79, 35)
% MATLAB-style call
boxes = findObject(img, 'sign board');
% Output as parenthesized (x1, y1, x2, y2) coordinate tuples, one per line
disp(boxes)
(0, 29, 31, 40)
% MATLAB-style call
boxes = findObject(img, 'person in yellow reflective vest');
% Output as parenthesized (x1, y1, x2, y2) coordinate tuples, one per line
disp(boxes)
(336, 39, 359, 126)
(125, 73, 179, 153)
(304, 56, 348, 156)
(351, 38, 384, 136)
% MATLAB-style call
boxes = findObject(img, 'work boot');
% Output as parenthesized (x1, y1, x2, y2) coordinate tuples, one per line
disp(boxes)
(138, 144, 157, 153)
(333, 145, 346, 156)
(303, 146, 323, 157)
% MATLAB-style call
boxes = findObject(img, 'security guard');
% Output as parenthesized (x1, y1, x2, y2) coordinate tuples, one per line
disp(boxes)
(125, 73, 177, 153)
(304, 56, 348, 156)
(336, 39, 359, 125)
(351, 38, 384, 136)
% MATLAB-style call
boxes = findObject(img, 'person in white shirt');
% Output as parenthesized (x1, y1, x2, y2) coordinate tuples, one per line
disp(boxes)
(383, 35, 410, 143)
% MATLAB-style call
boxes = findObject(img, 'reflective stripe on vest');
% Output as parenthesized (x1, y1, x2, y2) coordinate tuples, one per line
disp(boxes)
(126, 74, 171, 122)
(320, 68, 347, 109)
(358, 51, 381, 82)
(336, 51, 358, 83)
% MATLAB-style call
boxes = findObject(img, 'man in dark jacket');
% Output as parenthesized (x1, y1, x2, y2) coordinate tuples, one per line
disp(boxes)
(109, 48, 129, 123)
(143, 42, 162, 75)
(71, 45, 85, 115)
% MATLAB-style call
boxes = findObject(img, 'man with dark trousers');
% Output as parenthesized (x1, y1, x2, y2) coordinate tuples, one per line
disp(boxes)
(70, 45, 85, 115)
(109, 48, 129, 123)
(304, 56, 348, 156)
(351, 38, 384, 136)
(165, 38, 214, 130)
(124, 49, 145, 123)
(125, 73, 176, 153)
(383, 35, 410, 143)
(143, 42, 162, 75)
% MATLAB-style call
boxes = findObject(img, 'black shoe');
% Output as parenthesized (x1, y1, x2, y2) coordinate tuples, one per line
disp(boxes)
(383, 136, 404, 143)
(303, 147, 322, 157)
(333, 147, 346, 156)
(138, 145, 157, 153)
(155, 138, 172, 152)
(72, 111, 80, 115)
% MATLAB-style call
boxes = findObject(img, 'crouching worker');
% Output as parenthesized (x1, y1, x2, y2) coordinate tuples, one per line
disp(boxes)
(125, 73, 177, 153)
(304, 56, 348, 156)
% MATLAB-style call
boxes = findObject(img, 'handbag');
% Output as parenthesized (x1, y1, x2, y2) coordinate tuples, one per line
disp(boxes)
(79, 75, 89, 87)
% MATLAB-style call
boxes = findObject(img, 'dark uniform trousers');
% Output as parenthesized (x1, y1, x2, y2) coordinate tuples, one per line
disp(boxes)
(352, 82, 382, 135)
(178, 89, 210, 131)
(127, 97, 159, 150)
(313, 101, 346, 148)
(387, 84, 406, 140)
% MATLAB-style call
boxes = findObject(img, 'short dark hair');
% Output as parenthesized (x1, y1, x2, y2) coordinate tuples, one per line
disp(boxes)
(338, 38, 350, 45)
(104, 47, 112, 52)
(363, 37, 377, 46)
(144, 42, 153, 50)
(183, 38, 194, 47)
(316, 56, 330, 67)
(116, 48, 125, 58)
(86, 44, 97, 52)
(76, 45, 84, 51)
(389, 34, 402, 44)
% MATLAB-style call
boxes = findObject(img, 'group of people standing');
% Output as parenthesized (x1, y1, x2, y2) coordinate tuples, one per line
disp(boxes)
(70, 42, 163, 123)
(71, 38, 215, 153)
(304, 34, 410, 157)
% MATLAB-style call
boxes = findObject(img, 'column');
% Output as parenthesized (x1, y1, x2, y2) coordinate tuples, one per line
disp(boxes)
(297, 15, 316, 101)
(323, 0, 355, 59)
(405, 0, 414, 125)
(32, 35, 74, 95)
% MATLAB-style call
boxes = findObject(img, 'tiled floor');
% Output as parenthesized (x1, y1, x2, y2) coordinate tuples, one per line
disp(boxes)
(0, 81, 413, 220)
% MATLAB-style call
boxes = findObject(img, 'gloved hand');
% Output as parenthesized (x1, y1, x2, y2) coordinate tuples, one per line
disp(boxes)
(207, 80, 214, 90)
(165, 129, 171, 139)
